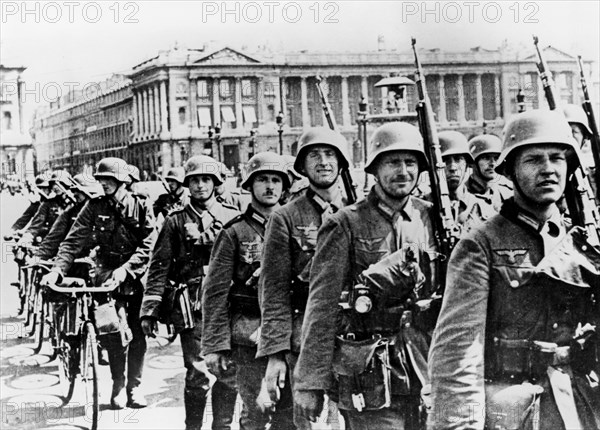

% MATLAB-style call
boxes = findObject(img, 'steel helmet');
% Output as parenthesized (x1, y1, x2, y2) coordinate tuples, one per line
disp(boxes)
(35, 173, 51, 188)
(242, 152, 291, 191)
(562, 104, 592, 136)
(183, 155, 223, 186)
(294, 127, 351, 174)
(94, 157, 131, 182)
(496, 110, 582, 176)
(282, 154, 302, 180)
(127, 165, 141, 183)
(165, 167, 185, 184)
(71, 173, 102, 198)
(364, 122, 428, 175)
(439, 130, 474, 163)
(468, 134, 502, 161)
(49, 170, 74, 187)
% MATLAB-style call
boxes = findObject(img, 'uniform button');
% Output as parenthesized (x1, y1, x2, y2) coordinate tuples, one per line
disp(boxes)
(552, 323, 558, 329)
(302, 246, 308, 251)
(100, 227, 105, 231)
(510, 280, 519, 288)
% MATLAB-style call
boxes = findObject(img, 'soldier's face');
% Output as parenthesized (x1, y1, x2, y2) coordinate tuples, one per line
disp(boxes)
(188, 175, 215, 201)
(570, 124, 584, 146)
(443, 155, 468, 192)
(252, 173, 284, 207)
(375, 151, 419, 199)
(476, 154, 499, 181)
(97, 177, 120, 196)
(303, 145, 340, 189)
(513, 144, 568, 206)
(166, 179, 180, 193)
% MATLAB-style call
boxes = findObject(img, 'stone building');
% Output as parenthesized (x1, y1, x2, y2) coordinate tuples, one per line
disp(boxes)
(32, 43, 596, 177)
(1, 65, 35, 181)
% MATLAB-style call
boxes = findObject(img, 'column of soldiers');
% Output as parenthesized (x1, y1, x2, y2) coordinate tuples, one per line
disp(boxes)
(7, 104, 597, 429)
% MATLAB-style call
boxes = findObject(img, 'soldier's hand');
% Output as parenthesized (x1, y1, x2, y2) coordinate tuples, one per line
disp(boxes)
(140, 318, 158, 338)
(184, 222, 201, 241)
(294, 390, 324, 423)
(111, 267, 128, 285)
(204, 352, 229, 377)
(41, 270, 62, 287)
(265, 354, 287, 403)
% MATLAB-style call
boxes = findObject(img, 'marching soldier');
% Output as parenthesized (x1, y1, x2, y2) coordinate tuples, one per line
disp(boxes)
(563, 103, 597, 199)
(438, 130, 496, 235)
(202, 152, 294, 429)
(429, 110, 600, 429)
(42, 157, 156, 410)
(466, 134, 513, 211)
(216, 162, 252, 212)
(140, 155, 239, 430)
(35, 174, 102, 261)
(294, 122, 437, 429)
(153, 167, 189, 219)
(257, 127, 351, 429)
(6, 174, 52, 236)
(282, 154, 308, 203)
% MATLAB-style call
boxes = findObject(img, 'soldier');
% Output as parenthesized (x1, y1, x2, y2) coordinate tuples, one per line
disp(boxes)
(293, 122, 437, 430)
(216, 162, 252, 212)
(438, 130, 496, 235)
(153, 167, 189, 219)
(5, 174, 52, 237)
(428, 110, 600, 430)
(282, 154, 309, 203)
(257, 127, 351, 429)
(202, 152, 294, 429)
(35, 174, 102, 261)
(466, 134, 513, 211)
(563, 104, 597, 199)
(42, 157, 156, 410)
(17, 170, 74, 246)
(140, 155, 239, 430)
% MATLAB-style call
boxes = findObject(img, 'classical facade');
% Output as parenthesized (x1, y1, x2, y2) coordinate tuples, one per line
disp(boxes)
(33, 43, 596, 177)
(1, 65, 35, 181)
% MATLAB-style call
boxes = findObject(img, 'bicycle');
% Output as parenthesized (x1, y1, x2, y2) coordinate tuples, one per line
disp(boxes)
(44, 266, 119, 430)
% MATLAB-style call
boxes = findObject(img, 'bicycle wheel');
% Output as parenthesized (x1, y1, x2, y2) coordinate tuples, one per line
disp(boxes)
(27, 286, 42, 337)
(55, 311, 77, 402)
(81, 322, 99, 430)
(32, 289, 46, 354)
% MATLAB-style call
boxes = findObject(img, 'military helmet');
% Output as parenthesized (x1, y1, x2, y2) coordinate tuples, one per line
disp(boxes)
(49, 170, 74, 187)
(127, 165, 141, 183)
(71, 173, 102, 198)
(35, 173, 51, 188)
(282, 154, 302, 180)
(496, 110, 582, 176)
(562, 104, 592, 137)
(164, 167, 185, 184)
(364, 122, 428, 175)
(293, 127, 350, 174)
(183, 155, 223, 186)
(468, 134, 502, 161)
(242, 152, 291, 191)
(439, 131, 474, 163)
(94, 157, 131, 182)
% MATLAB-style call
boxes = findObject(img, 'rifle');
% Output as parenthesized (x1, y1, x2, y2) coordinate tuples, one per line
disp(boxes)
(411, 37, 461, 293)
(577, 55, 600, 202)
(315, 76, 357, 204)
(533, 36, 600, 245)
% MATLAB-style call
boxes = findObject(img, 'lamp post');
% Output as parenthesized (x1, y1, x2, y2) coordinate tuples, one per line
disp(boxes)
(249, 129, 257, 158)
(357, 96, 369, 194)
(214, 124, 222, 161)
(517, 87, 526, 113)
(276, 111, 284, 155)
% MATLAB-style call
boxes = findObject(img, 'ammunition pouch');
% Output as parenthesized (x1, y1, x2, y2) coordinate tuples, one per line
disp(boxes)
(93, 298, 132, 347)
(162, 282, 196, 332)
(490, 338, 573, 382)
(332, 335, 392, 412)
(96, 249, 132, 271)
(229, 282, 260, 317)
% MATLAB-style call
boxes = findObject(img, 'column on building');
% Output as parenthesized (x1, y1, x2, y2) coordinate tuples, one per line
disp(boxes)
(320, 76, 328, 126)
(257, 76, 266, 124)
(136, 91, 144, 139)
(494, 74, 502, 120)
(153, 83, 161, 135)
(143, 88, 150, 138)
(438, 74, 448, 124)
(475, 72, 484, 122)
(279, 77, 287, 120)
(501, 72, 512, 118)
(148, 86, 156, 136)
(189, 78, 199, 137)
(159, 80, 169, 138)
(161, 141, 172, 173)
(300, 76, 309, 127)
(212, 76, 221, 128)
(457, 74, 466, 124)
(235, 77, 243, 130)
(381, 76, 389, 112)
(361, 76, 369, 109)
(132, 89, 139, 138)
(341, 75, 351, 127)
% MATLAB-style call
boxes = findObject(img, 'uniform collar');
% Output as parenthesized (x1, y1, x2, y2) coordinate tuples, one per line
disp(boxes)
(369, 186, 414, 222)
(245, 204, 267, 227)
(500, 198, 563, 234)
(467, 174, 490, 195)
(108, 186, 129, 208)
(306, 187, 340, 214)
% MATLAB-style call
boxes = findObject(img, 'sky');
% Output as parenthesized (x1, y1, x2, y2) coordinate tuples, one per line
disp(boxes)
(1, 0, 599, 117)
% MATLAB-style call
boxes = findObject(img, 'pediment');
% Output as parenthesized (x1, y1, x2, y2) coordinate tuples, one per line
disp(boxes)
(195, 48, 261, 65)
(523, 46, 576, 62)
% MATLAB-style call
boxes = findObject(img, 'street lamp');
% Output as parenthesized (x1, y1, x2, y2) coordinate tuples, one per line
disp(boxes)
(357, 96, 369, 194)
(249, 128, 257, 158)
(516, 87, 526, 113)
(276, 111, 284, 155)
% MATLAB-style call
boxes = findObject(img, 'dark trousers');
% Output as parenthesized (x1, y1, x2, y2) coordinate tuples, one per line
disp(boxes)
(233, 345, 294, 430)
(180, 316, 238, 430)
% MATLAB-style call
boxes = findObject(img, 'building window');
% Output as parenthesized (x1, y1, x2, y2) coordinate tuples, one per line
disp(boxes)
(2, 111, 12, 130)
(242, 106, 257, 125)
(197, 107, 212, 127)
(197, 80, 209, 98)
(220, 80, 231, 98)
(178, 107, 186, 125)
(221, 106, 236, 123)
